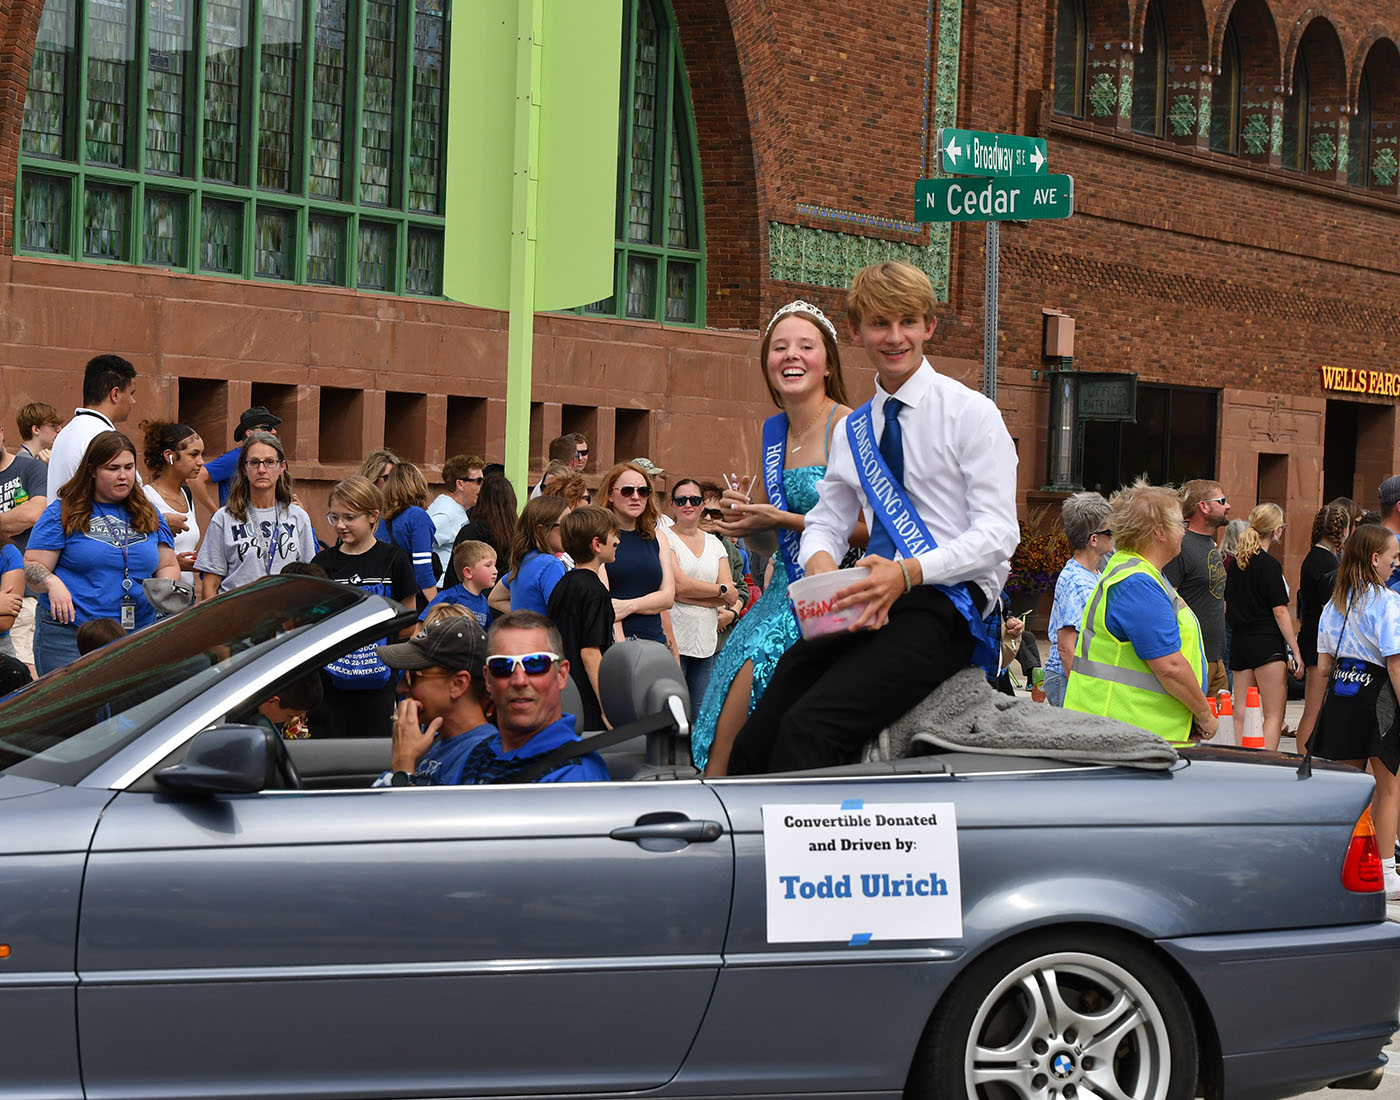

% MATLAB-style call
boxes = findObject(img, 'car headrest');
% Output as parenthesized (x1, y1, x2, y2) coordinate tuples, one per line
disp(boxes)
(599, 640, 691, 729)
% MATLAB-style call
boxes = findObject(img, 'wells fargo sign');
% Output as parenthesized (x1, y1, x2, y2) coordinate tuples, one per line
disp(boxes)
(1320, 365, 1400, 397)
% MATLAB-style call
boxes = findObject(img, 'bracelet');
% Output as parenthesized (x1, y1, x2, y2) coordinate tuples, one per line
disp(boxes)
(897, 559, 913, 594)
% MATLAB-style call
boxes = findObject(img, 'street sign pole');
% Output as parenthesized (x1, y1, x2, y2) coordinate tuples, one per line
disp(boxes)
(984, 222, 998, 402)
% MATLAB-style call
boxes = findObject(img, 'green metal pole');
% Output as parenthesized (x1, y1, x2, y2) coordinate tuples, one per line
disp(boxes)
(504, 0, 541, 501)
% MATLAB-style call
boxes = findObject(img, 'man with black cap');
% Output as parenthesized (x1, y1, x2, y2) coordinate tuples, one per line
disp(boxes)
(192, 405, 282, 516)
(373, 619, 497, 786)
(1381, 475, 1400, 591)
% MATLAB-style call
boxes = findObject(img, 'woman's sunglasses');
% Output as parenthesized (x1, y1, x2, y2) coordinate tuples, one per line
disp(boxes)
(485, 652, 559, 678)
(617, 484, 650, 498)
(673, 495, 703, 507)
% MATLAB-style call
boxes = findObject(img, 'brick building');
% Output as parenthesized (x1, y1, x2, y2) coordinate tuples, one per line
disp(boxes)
(0, 0, 1397, 583)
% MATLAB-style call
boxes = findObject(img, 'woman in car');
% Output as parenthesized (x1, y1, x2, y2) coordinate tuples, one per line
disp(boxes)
(24, 430, 180, 673)
(1226, 503, 1303, 751)
(376, 461, 439, 601)
(1063, 478, 1216, 744)
(1309, 522, 1400, 899)
(194, 432, 319, 599)
(598, 461, 675, 648)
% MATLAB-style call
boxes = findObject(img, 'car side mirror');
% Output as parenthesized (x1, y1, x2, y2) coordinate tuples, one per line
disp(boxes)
(155, 724, 274, 795)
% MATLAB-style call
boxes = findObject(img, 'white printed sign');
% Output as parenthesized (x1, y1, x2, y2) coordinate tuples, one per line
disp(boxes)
(763, 801, 962, 944)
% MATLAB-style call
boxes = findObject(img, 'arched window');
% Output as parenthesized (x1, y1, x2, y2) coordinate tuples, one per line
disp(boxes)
(1210, 20, 1241, 152)
(580, 0, 704, 325)
(16, 0, 449, 294)
(1349, 75, 1372, 186)
(1282, 55, 1310, 170)
(1052, 0, 1086, 117)
(1131, 0, 1167, 135)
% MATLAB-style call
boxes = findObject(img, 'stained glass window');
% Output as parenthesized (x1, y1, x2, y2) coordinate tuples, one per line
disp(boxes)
(146, 0, 190, 175)
(1052, 0, 1085, 117)
(21, 0, 73, 158)
(200, 199, 241, 273)
(86, 0, 133, 166)
(258, 0, 300, 191)
(628, 0, 659, 244)
(307, 217, 344, 284)
(20, 175, 70, 254)
(1349, 76, 1371, 187)
(83, 184, 129, 259)
(203, 0, 244, 184)
(310, 0, 349, 199)
(409, 0, 446, 213)
(144, 191, 186, 266)
(1209, 21, 1240, 153)
(254, 207, 294, 279)
(1130, 1, 1166, 137)
(358, 222, 393, 290)
(406, 228, 442, 295)
(361, 0, 398, 205)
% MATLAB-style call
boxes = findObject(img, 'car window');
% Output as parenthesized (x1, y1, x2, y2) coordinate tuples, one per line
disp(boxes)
(0, 578, 363, 785)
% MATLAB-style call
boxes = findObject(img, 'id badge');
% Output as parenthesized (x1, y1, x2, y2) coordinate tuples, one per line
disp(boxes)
(119, 596, 136, 631)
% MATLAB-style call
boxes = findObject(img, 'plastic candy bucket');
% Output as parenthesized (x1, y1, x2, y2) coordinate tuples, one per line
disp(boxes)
(788, 567, 870, 641)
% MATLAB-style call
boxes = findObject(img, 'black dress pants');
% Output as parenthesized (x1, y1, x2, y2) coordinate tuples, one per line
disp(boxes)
(727, 585, 975, 774)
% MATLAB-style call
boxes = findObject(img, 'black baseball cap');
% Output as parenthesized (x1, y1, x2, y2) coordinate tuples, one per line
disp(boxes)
(1381, 476, 1400, 508)
(377, 620, 487, 675)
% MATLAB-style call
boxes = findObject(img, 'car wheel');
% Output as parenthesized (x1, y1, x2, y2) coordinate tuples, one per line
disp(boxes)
(912, 931, 1197, 1100)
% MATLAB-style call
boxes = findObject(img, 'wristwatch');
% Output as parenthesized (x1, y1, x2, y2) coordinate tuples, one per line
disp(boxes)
(718, 584, 729, 596)
(390, 770, 413, 787)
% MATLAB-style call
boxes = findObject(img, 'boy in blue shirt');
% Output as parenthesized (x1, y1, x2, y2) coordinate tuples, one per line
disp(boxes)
(419, 540, 496, 630)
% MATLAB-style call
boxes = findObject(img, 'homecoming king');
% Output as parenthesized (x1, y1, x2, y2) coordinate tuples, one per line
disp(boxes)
(727, 261, 1020, 774)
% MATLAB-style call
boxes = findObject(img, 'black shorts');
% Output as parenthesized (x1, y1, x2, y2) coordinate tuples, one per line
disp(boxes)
(1229, 631, 1287, 672)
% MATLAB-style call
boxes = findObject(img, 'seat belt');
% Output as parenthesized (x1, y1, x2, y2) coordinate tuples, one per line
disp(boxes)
(491, 703, 685, 784)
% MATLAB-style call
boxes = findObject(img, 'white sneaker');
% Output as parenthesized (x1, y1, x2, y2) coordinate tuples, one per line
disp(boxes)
(1383, 860, 1400, 901)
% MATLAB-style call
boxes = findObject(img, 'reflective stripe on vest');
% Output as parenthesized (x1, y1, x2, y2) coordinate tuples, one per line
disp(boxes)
(1064, 552, 1206, 742)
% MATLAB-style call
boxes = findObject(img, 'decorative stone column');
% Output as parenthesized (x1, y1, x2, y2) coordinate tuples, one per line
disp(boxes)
(1166, 66, 1211, 149)
(1370, 127, 1400, 195)
(1240, 92, 1283, 168)
(1308, 109, 1348, 183)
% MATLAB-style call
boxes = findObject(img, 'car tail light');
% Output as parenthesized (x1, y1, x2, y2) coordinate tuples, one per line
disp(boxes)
(1341, 807, 1383, 893)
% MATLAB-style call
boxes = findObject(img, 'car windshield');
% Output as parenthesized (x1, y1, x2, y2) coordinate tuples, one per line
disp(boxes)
(0, 577, 364, 785)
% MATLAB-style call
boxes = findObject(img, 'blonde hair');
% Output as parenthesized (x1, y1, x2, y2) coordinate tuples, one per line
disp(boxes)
(452, 539, 496, 577)
(358, 448, 401, 482)
(327, 475, 383, 518)
(844, 261, 937, 329)
(422, 602, 474, 628)
(1106, 477, 1183, 557)
(1332, 523, 1397, 615)
(380, 461, 429, 519)
(1235, 503, 1285, 569)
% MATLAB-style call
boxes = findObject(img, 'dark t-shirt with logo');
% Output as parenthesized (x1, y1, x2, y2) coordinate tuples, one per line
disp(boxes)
(1163, 529, 1226, 661)
(0, 454, 47, 551)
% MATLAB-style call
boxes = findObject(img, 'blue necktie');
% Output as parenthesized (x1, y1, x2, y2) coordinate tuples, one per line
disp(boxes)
(867, 398, 904, 559)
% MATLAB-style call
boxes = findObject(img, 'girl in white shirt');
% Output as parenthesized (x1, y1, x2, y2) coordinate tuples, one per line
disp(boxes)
(140, 420, 205, 589)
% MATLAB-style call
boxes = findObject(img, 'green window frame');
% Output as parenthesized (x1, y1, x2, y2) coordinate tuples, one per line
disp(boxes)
(15, 0, 448, 296)
(575, 0, 705, 327)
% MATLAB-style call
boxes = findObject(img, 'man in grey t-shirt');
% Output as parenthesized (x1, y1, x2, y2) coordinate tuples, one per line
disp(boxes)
(1163, 479, 1229, 696)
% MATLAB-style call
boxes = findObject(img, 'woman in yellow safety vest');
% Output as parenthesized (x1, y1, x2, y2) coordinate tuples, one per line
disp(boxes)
(1064, 479, 1216, 744)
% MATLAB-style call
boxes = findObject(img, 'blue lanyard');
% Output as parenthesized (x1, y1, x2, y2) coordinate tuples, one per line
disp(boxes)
(94, 504, 132, 593)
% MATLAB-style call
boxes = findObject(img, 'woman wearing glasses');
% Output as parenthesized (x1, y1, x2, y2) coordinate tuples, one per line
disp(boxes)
(598, 461, 675, 648)
(1226, 502, 1303, 749)
(194, 432, 318, 599)
(666, 477, 741, 707)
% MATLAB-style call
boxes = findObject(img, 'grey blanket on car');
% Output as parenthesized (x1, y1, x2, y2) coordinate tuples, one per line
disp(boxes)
(864, 667, 1180, 770)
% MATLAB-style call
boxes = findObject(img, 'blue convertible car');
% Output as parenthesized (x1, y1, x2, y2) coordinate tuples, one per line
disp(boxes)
(0, 576, 1396, 1100)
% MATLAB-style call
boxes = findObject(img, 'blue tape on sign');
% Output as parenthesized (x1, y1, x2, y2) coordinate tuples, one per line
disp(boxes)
(849, 932, 873, 946)
(841, 799, 864, 810)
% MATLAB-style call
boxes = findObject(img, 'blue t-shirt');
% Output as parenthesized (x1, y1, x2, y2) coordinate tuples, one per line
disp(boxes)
(376, 507, 438, 590)
(412, 722, 498, 785)
(457, 716, 609, 784)
(509, 550, 568, 615)
(28, 499, 174, 627)
(1104, 571, 1183, 661)
(1318, 586, 1400, 666)
(0, 543, 22, 637)
(1045, 557, 1099, 678)
(204, 446, 241, 507)
(419, 584, 491, 630)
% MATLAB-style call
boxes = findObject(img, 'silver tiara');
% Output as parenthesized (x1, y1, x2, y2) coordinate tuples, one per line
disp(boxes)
(765, 300, 838, 342)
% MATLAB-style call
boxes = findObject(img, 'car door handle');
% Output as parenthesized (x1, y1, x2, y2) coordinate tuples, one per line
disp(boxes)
(610, 819, 725, 843)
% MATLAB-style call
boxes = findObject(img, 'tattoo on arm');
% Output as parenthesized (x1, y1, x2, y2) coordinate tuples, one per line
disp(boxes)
(24, 563, 51, 588)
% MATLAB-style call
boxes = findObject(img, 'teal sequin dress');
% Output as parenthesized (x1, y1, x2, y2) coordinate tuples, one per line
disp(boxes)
(690, 465, 827, 770)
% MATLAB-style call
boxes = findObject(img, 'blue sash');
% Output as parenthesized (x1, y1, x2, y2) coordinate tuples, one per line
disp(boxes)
(761, 413, 804, 582)
(846, 402, 999, 673)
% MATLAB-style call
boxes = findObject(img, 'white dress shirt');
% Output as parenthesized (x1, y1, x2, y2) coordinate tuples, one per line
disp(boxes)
(47, 408, 115, 498)
(426, 493, 468, 583)
(800, 359, 1020, 603)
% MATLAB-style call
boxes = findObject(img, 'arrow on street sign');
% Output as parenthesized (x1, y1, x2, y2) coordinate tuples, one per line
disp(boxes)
(936, 128, 1050, 178)
(914, 175, 1074, 222)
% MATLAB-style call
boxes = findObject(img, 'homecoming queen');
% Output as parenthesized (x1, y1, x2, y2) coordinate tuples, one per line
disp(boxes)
(691, 300, 853, 775)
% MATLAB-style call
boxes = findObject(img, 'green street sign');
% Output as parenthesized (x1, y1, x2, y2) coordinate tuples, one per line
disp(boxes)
(914, 175, 1074, 222)
(937, 128, 1049, 176)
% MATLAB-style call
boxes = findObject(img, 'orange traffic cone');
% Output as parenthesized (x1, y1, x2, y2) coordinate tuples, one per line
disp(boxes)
(1216, 691, 1236, 747)
(1241, 686, 1265, 748)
